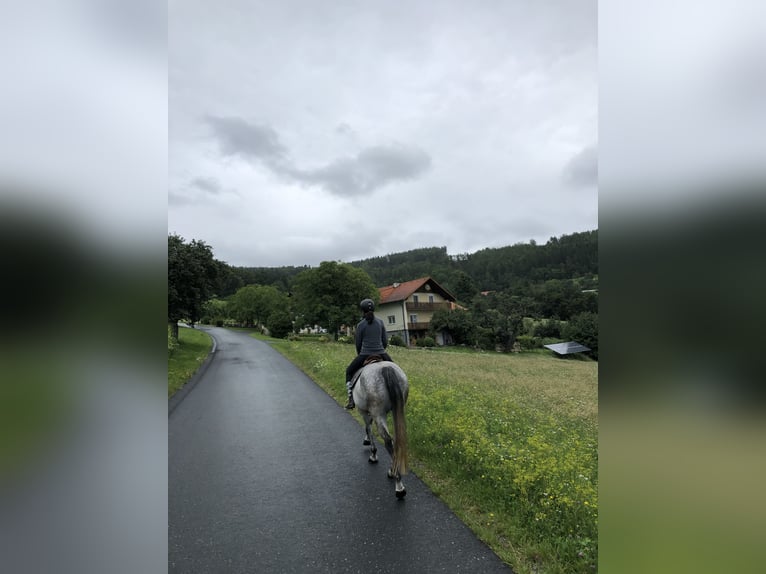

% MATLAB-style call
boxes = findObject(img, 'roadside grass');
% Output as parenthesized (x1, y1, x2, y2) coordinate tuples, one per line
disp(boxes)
(248, 331, 284, 343)
(269, 339, 598, 574)
(225, 327, 284, 343)
(168, 327, 213, 397)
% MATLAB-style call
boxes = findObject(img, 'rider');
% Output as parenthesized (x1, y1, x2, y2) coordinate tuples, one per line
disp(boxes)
(344, 298, 393, 409)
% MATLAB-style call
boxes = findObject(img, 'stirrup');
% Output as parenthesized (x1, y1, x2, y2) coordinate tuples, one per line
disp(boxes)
(344, 396, 355, 409)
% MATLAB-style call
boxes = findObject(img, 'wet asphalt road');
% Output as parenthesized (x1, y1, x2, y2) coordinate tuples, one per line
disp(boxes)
(169, 327, 514, 573)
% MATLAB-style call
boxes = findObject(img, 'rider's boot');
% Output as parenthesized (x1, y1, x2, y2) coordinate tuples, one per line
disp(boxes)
(344, 381, 355, 409)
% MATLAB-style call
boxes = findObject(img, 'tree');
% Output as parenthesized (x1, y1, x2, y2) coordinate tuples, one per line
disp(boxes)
(229, 284, 288, 328)
(430, 308, 476, 345)
(168, 234, 220, 341)
(215, 260, 244, 297)
(201, 297, 229, 326)
(468, 292, 524, 351)
(291, 261, 377, 338)
(452, 270, 477, 304)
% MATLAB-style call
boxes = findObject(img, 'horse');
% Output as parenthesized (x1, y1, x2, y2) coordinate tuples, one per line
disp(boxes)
(351, 360, 410, 499)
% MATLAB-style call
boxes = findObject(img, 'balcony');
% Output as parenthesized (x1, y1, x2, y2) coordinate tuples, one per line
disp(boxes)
(407, 322, 431, 331)
(406, 302, 450, 313)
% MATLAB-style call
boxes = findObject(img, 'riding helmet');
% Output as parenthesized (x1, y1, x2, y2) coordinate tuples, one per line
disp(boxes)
(359, 298, 375, 312)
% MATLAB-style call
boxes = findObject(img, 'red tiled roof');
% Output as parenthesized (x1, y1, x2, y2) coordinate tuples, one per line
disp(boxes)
(378, 276, 456, 304)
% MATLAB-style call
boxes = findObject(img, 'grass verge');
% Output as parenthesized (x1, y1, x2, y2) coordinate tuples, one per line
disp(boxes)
(168, 327, 213, 397)
(269, 339, 598, 574)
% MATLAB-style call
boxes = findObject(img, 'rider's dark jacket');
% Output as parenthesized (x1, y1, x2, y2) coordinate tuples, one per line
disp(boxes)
(354, 316, 388, 355)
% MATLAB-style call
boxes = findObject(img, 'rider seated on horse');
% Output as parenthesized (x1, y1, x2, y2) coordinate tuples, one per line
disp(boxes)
(344, 298, 393, 409)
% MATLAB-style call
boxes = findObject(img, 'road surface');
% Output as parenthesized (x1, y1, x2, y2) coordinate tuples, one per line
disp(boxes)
(169, 327, 514, 573)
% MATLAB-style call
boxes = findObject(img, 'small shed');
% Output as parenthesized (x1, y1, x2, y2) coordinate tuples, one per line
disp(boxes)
(544, 341, 591, 355)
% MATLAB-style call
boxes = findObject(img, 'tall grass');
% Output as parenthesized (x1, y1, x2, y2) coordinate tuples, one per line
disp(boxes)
(168, 327, 213, 397)
(270, 340, 598, 574)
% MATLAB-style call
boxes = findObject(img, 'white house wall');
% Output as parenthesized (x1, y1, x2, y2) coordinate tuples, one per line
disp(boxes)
(375, 301, 410, 345)
(376, 289, 450, 346)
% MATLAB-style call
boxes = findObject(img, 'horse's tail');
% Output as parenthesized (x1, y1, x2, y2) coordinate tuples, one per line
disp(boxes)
(382, 365, 408, 476)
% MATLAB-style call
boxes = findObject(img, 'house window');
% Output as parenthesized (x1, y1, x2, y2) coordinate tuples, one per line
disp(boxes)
(410, 314, 418, 324)
(428, 295, 434, 303)
(413, 295, 419, 303)
(387, 315, 396, 324)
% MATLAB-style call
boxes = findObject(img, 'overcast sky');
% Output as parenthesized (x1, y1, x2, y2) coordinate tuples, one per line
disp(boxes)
(2, 1, 763, 267)
(169, 0, 598, 267)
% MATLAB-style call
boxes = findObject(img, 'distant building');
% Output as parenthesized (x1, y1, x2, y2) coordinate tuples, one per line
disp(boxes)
(376, 276, 458, 346)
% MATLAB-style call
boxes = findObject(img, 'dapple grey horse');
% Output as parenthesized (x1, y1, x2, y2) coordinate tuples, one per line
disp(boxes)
(351, 361, 409, 499)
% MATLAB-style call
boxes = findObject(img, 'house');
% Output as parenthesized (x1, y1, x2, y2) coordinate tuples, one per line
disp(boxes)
(376, 276, 458, 346)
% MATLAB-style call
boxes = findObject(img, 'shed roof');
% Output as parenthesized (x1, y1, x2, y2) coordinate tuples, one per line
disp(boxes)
(543, 341, 591, 355)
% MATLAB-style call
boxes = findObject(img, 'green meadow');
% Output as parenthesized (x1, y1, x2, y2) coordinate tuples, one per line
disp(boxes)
(270, 339, 598, 574)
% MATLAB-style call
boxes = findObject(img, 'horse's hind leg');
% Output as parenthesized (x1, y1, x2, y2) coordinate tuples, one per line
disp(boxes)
(363, 420, 371, 446)
(361, 411, 377, 463)
(377, 416, 406, 498)
(376, 416, 395, 462)
(376, 417, 397, 476)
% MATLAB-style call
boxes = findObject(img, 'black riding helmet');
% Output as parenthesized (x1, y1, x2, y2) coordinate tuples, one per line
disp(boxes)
(359, 298, 375, 313)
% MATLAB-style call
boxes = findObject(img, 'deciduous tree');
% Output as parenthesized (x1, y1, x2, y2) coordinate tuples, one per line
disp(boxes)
(291, 261, 377, 338)
(229, 284, 288, 328)
(168, 234, 219, 341)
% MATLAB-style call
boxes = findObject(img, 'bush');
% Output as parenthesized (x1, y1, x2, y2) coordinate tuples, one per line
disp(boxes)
(421, 336, 436, 347)
(389, 334, 405, 347)
(168, 326, 179, 356)
(522, 317, 537, 336)
(337, 335, 354, 344)
(475, 327, 495, 351)
(266, 310, 294, 339)
(515, 335, 539, 350)
(534, 319, 562, 338)
(562, 312, 598, 359)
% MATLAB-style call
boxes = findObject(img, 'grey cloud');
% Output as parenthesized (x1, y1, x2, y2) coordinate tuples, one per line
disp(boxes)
(190, 176, 221, 194)
(335, 122, 355, 136)
(563, 145, 597, 187)
(294, 145, 432, 197)
(205, 115, 287, 162)
(168, 176, 232, 206)
(168, 190, 191, 206)
(205, 116, 431, 197)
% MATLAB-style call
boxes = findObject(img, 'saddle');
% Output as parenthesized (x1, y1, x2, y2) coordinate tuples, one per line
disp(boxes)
(349, 355, 386, 389)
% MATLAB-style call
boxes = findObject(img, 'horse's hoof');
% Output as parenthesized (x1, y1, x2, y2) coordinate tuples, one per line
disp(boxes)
(368, 457, 378, 464)
(363, 439, 371, 446)
(395, 488, 407, 499)
(387, 469, 395, 479)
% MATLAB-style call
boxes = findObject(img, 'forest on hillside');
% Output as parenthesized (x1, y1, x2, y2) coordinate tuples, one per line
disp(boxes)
(223, 230, 597, 309)
(349, 230, 598, 298)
